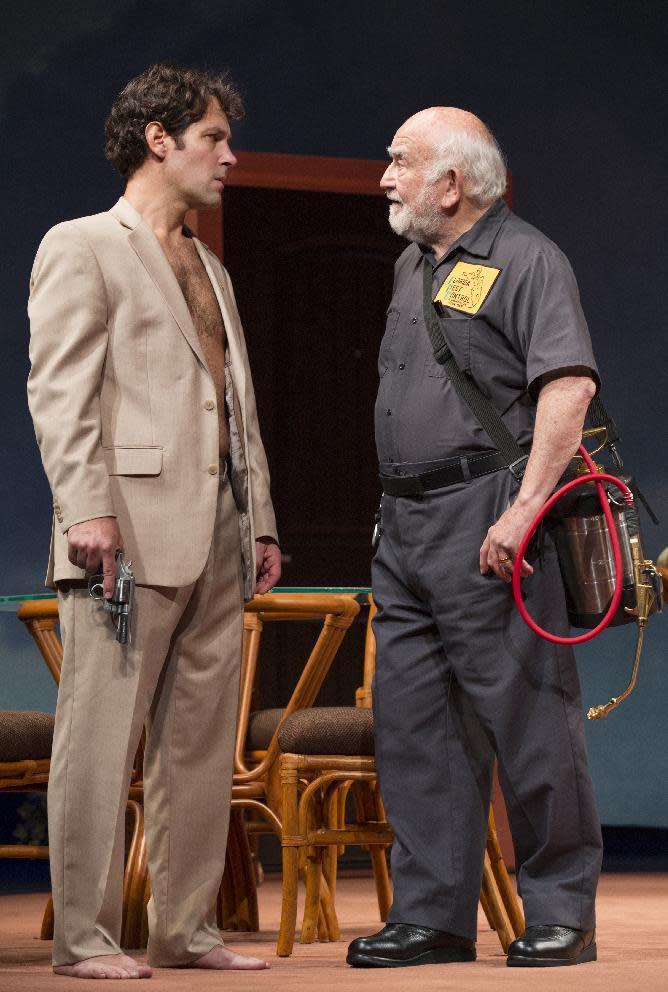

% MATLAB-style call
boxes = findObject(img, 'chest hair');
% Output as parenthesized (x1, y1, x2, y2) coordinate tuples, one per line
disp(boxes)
(166, 243, 225, 344)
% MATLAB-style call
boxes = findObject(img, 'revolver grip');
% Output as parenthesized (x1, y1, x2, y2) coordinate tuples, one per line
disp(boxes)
(116, 615, 129, 644)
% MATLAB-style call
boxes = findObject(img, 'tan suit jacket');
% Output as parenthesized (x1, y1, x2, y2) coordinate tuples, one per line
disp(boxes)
(28, 197, 276, 593)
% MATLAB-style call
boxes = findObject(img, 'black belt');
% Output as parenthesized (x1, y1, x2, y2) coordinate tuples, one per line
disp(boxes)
(379, 450, 515, 497)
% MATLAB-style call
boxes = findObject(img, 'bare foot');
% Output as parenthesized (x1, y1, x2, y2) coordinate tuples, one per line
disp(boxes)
(192, 944, 269, 970)
(54, 952, 152, 979)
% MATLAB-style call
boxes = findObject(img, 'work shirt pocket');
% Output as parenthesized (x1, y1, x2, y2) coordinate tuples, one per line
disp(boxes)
(424, 316, 471, 376)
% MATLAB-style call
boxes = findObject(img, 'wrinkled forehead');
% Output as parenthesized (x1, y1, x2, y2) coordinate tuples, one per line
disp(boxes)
(387, 122, 436, 164)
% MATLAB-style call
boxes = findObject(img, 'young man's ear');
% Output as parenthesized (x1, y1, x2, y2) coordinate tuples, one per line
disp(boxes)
(144, 121, 170, 160)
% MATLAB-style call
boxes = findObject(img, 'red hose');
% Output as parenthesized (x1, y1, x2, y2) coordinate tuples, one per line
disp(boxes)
(511, 443, 634, 644)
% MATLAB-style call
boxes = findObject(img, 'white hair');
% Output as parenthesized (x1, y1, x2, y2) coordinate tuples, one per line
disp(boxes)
(426, 127, 507, 207)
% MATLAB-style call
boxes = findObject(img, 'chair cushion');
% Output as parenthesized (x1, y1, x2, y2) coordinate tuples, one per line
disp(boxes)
(246, 708, 285, 750)
(0, 711, 54, 762)
(278, 707, 375, 756)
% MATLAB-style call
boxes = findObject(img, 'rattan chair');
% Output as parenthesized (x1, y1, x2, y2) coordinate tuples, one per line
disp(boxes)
(0, 710, 53, 936)
(275, 598, 525, 956)
(224, 593, 360, 932)
(0, 711, 53, 815)
(17, 593, 360, 948)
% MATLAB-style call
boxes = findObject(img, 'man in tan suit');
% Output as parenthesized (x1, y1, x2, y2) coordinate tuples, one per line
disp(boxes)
(27, 64, 280, 979)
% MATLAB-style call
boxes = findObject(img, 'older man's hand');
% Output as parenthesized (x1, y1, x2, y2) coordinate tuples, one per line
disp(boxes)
(479, 501, 536, 583)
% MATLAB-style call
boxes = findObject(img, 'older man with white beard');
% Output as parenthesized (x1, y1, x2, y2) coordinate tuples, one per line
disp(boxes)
(347, 108, 603, 970)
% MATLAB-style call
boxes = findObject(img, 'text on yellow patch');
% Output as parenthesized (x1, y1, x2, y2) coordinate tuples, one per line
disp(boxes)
(434, 261, 501, 314)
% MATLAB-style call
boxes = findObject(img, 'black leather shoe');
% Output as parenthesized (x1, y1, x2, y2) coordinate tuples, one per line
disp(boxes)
(507, 926, 596, 967)
(346, 923, 476, 968)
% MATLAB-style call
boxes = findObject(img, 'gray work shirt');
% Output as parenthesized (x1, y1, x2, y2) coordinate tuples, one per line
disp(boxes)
(375, 199, 599, 464)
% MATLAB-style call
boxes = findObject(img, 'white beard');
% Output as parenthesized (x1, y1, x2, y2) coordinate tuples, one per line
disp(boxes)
(387, 187, 442, 244)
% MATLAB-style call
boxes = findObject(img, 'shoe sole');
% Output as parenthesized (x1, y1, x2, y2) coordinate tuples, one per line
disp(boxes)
(507, 943, 597, 967)
(346, 948, 476, 968)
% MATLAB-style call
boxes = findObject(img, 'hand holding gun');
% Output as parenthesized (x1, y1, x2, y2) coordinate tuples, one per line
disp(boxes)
(88, 550, 135, 644)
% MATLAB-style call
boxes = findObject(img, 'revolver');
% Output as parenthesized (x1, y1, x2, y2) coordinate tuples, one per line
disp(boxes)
(88, 550, 135, 644)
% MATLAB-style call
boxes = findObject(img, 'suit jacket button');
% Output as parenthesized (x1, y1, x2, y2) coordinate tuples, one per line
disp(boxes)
(208, 463, 219, 475)
(204, 399, 215, 411)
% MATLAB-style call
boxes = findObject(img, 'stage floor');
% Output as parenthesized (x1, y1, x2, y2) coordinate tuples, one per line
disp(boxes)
(1, 873, 666, 989)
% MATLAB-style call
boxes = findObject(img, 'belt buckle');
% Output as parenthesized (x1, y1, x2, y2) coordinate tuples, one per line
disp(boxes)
(508, 455, 528, 481)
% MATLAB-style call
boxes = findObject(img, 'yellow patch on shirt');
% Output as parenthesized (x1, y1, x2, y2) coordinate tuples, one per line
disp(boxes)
(434, 261, 501, 314)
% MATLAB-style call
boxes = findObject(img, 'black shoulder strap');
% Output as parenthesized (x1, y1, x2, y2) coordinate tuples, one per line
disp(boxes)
(421, 257, 655, 513)
(421, 259, 528, 480)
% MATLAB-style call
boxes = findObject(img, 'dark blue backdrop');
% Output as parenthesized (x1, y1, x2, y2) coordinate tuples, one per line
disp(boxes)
(1, 0, 666, 827)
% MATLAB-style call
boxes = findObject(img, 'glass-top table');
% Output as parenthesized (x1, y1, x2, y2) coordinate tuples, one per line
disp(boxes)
(0, 587, 372, 611)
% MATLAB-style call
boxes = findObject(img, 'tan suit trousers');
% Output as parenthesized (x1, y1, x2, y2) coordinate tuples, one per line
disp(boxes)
(48, 472, 244, 966)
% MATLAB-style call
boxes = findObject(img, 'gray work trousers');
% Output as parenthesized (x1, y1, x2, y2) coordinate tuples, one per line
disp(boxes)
(371, 470, 602, 940)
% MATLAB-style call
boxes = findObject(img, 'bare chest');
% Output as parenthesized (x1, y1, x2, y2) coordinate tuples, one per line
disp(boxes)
(162, 240, 230, 455)
(166, 247, 226, 351)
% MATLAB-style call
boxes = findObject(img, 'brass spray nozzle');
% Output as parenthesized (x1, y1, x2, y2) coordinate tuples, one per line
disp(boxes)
(587, 536, 661, 720)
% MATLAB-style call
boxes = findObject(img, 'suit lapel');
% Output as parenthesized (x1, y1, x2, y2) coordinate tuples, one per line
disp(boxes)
(194, 239, 247, 401)
(109, 198, 208, 369)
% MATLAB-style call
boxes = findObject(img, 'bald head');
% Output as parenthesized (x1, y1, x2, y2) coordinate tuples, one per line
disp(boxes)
(401, 107, 493, 143)
(389, 106, 506, 208)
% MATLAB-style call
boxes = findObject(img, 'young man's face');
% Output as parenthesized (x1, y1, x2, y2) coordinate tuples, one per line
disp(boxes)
(163, 98, 237, 209)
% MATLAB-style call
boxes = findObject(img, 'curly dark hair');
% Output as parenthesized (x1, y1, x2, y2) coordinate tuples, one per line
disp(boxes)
(105, 63, 244, 179)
